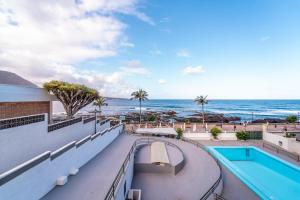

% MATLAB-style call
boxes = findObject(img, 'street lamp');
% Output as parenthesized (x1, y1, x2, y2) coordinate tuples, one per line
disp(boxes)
(89, 108, 101, 134)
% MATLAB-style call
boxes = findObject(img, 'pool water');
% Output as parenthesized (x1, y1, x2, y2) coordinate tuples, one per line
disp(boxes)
(208, 147, 300, 200)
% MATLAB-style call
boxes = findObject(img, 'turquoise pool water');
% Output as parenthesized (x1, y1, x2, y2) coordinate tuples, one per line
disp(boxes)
(208, 146, 300, 200)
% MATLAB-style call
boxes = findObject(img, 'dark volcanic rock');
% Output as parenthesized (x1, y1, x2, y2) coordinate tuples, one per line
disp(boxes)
(110, 111, 240, 123)
(252, 118, 287, 123)
(190, 112, 241, 123)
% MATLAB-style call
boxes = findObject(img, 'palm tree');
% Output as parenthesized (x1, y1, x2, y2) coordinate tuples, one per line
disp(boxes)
(93, 96, 108, 116)
(194, 95, 208, 126)
(130, 89, 149, 124)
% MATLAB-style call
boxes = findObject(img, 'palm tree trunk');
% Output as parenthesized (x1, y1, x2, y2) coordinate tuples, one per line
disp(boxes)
(202, 104, 205, 126)
(139, 99, 142, 124)
(99, 106, 101, 117)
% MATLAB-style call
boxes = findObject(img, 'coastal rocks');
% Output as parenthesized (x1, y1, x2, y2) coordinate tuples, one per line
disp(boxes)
(252, 118, 287, 123)
(112, 111, 242, 123)
(188, 112, 241, 123)
(110, 111, 179, 123)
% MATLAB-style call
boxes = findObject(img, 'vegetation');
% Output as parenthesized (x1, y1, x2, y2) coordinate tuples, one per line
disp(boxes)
(210, 127, 222, 139)
(130, 89, 149, 124)
(286, 115, 297, 123)
(176, 128, 183, 139)
(236, 131, 249, 140)
(284, 132, 296, 138)
(194, 95, 208, 125)
(44, 80, 99, 118)
(93, 96, 108, 116)
(148, 114, 156, 122)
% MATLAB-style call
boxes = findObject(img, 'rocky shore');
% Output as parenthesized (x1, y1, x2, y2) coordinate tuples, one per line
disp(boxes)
(108, 110, 239, 123)
(108, 110, 289, 124)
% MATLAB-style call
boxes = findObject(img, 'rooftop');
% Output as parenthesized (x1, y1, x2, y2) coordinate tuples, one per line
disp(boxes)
(42, 134, 220, 200)
(0, 70, 37, 87)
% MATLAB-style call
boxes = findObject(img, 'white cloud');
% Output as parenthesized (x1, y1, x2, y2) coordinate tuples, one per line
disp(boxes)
(0, 0, 153, 97)
(120, 60, 150, 76)
(158, 79, 167, 84)
(260, 36, 271, 42)
(176, 49, 190, 57)
(78, 0, 155, 25)
(182, 66, 204, 75)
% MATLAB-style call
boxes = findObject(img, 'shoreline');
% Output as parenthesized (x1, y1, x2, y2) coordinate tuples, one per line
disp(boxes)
(107, 110, 290, 124)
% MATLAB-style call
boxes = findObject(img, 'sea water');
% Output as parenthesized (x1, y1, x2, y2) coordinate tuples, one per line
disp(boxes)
(53, 99, 300, 121)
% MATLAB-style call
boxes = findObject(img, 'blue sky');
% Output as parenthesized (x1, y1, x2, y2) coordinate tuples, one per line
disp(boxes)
(1, 0, 300, 99)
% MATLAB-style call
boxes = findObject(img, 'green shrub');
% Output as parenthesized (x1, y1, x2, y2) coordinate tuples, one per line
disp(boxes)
(236, 131, 249, 140)
(176, 128, 183, 139)
(210, 127, 222, 139)
(285, 132, 296, 138)
(286, 115, 297, 123)
(148, 114, 156, 122)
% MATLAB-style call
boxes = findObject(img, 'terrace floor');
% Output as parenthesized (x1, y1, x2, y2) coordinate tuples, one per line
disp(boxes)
(42, 133, 221, 200)
(131, 137, 220, 200)
(42, 134, 137, 200)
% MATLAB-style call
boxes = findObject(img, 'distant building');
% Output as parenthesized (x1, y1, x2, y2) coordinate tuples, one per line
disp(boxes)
(0, 70, 56, 121)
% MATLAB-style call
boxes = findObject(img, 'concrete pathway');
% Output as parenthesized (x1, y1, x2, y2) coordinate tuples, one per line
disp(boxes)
(42, 134, 137, 200)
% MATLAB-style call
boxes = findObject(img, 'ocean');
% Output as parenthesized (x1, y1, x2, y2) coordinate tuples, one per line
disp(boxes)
(53, 99, 300, 121)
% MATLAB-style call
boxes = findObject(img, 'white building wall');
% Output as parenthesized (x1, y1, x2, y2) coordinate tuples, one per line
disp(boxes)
(263, 131, 300, 154)
(0, 124, 123, 200)
(0, 114, 110, 173)
(289, 140, 300, 155)
(263, 131, 290, 149)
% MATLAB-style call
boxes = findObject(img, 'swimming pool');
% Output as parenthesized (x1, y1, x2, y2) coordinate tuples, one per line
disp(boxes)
(208, 146, 300, 200)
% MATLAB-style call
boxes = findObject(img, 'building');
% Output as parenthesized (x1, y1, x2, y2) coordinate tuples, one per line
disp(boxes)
(0, 70, 56, 122)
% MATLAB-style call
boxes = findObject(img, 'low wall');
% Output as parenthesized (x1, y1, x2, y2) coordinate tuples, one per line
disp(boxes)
(218, 132, 237, 140)
(263, 131, 289, 149)
(220, 165, 259, 200)
(135, 163, 173, 174)
(115, 153, 135, 200)
(0, 124, 123, 200)
(0, 114, 110, 173)
(263, 131, 300, 155)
